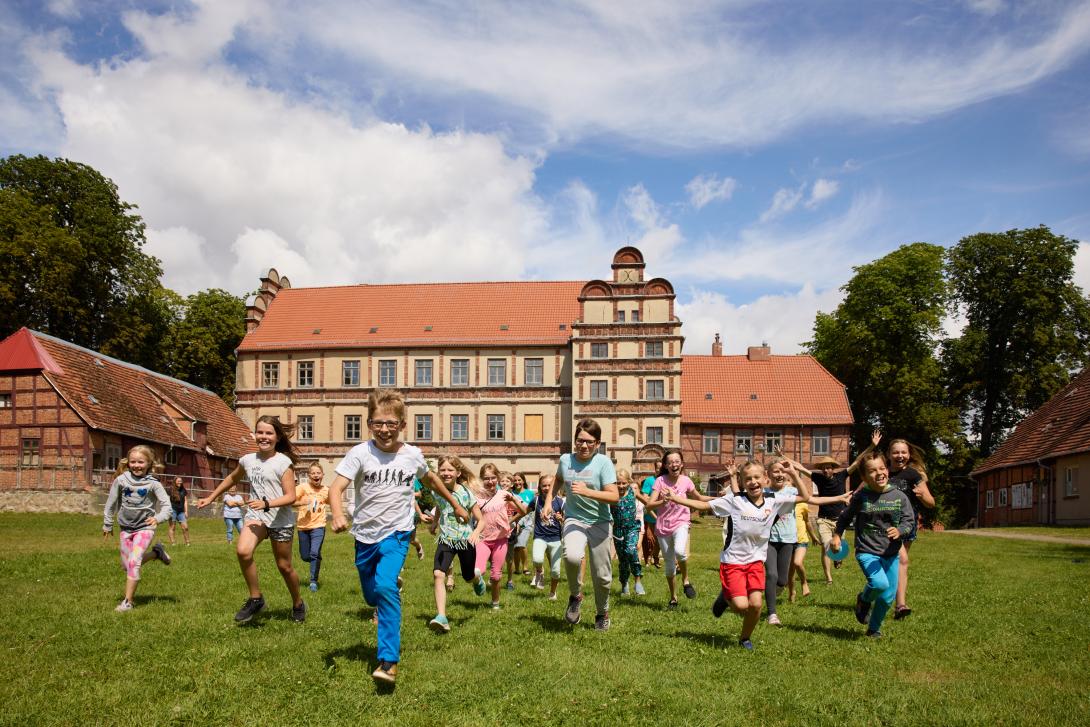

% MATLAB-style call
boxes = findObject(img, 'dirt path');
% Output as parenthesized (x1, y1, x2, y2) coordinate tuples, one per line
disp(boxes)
(942, 530, 1090, 546)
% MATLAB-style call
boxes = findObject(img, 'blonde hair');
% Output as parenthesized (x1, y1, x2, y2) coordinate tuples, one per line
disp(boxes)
(739, 460, 764, 479)
(616, 468, 633, 484)
(127, 445, 158, 471)
(367, 388, 406, 423)
(112, 457, 129, 478)
(307, 461, 324, 473)
(437, 455, 479, 493)
(887, 439, 928, 476)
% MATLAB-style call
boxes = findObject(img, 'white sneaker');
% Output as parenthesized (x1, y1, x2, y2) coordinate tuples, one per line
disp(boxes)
(115, 599, 133, 613)
(767, 614, 782, 626)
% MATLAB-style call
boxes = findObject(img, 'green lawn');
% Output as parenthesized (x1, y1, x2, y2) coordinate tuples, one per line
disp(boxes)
(969, 525, 1090, 540)
(2, 513, 1088, 726)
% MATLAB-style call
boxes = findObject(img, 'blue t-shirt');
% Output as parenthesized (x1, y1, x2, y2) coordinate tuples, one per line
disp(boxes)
(557, 453, 617, 524)
(533, 494, 565, 541)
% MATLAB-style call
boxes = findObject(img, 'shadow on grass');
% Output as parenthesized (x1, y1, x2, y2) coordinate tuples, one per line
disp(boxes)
(812, 602, 855, 612)
(674, 629, 748, 651)
(781, 622, 862, 641)
(323, 642, 396, 694)
(530, 612, 573, 633)
(131, 594, 179, 606)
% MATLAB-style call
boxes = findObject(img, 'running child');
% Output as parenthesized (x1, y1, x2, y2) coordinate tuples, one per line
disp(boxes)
(295, 462, 330, 592)
(102, 447, 172, 612)
(427, 455, 485, 633)
(530, 474, 564, 599)
(542, 418, 619, 631)
(787, 499, 819, 603)
(197, 416, 306, 624)
(647, 449, 712, 608)
(664, 460, 811, 650)
(473, 466, 528, 609)
(610, 468, 645, 597)
(886, 438, 935, 620)
(328, 389, 469, 684)
(830, 450, 915, 638)
(167, 476, 191, 546)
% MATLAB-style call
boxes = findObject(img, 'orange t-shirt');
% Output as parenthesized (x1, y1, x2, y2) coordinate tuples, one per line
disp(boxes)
(294, 482, 329, 530)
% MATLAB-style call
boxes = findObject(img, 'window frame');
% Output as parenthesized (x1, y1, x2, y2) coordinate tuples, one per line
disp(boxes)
(1065, 467, 1080, 497)
(487, 414, 506, 441)
(296, 360, 314, 388)
(415, 359, 433, 387)
(344, 415, 362, 441)
(104, 442, 122, 472)
(20, 437, 41, 467)
(450, 359, 470, 386)
(524, 358, 544, 386)
(998, 487, 1008, 507)
(645, 341, 663, 358)
(646, 379, 665, 400)
(261, 361, 280, 389)
(415, 414, 432, 441)
(734, 430, 753, 455)
(764, 431, 783, 455)
(487, 359, 507, 386)
(342, 360, 360, 387)
(590, 380, 609, 400)
(986, 489, 994, 508)
(297, 415, 314, 441)
(811, 428, 831, 456)
(450, 414, 469, 441)
(0, 393, 11, 408)
(590, 342, 608, 359)
(378, 360, 397, 387)
(645, 427, 664, 445)
(702, 429, 720, 455)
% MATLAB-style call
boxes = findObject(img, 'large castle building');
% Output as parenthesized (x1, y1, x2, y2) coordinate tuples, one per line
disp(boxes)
(234, 247, 852, 485)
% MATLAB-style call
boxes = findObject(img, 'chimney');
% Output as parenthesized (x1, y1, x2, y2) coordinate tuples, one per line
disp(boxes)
(711, 333, 723, 357)
(747, 341, 771, 361)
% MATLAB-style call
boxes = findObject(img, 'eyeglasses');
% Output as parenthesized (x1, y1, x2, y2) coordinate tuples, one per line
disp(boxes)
(368, 420, 401, 430)
(574, 438, 598, 447)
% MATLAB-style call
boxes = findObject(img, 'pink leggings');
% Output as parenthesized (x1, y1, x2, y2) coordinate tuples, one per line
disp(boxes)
(475, 538, 509, 582)
(119, 530, 154, 580)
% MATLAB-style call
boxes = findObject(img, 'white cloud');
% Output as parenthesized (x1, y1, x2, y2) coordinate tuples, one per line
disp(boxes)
(621, 184, 683, 263)
(45, 0, 80, 20)
(686, 173, 738, 209)
(1074, 241, 1090, 293)
(964, 0, 1005, 16)
(759, 185, 805, 222)
(806, 178, 840, 208)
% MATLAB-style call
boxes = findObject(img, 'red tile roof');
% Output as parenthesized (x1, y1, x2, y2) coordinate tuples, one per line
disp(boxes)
(0, 329, 255, 460)
(971, 367, 1090, 476)
(238, 281, 586, 352)
(0, 327, 62, 373)
(681, 354, 853, 425)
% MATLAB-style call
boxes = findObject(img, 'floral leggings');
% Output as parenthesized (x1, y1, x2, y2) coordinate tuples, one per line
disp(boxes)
(119, 529, 154, 580)
(613, 525, 643, 585)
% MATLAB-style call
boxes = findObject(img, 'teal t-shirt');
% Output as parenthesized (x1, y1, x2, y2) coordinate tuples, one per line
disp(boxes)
(517, 489, 535, 507)
(642, 476, 657, 524)
(557, 453, 617, 524)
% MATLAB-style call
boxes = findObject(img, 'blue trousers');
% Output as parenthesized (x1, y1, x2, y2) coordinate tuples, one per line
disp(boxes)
(225, 518, 242, 542)
(857, 552, 899, 632)
(355, 531, 410, 663)
(298, 527, 326, 583)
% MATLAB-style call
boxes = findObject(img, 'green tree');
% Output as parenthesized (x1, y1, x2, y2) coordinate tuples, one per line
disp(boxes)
(808, 243, 961, 452)
(0, 154, 163, 360)
(161, 289, 246, 404)
(944, 226, 1090, 456)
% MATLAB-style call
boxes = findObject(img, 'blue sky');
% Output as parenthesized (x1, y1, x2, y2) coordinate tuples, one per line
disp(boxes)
(3, 0, 1089, 355)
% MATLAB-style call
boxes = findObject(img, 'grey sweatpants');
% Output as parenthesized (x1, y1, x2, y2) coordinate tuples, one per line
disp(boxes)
(562, 519, 613, 615)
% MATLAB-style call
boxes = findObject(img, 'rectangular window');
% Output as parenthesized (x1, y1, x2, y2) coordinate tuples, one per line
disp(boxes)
(261, 362, 279, 388)
(811, 428, 830, 456)
(703, 429, 720, 454)
(0, 393, 11, 408)
(415, 360, 433, 386)
(297, 361, 314, 388)
(451, 359, 470, 386)
(104, 442, 122, 472)
(165, 448, 179, 466)
(646, 380, 665, 400)
(735, 430, 753, 455)
(986, 490, 994, 508)
(1026, 481, 1033, 508)
(450, 415, 469, 441)
(616, 310, 626, 323)
(378, 360, 397, 387)
(297, 415, 314, 441)
(646, 427, 663, 445)
(1065, 467, 1079, 497)
(415, 415, 432, 441)
(631, 309, 641, 322)
(765, 431, 783, 454)
(590, 380, 609, 400)
(487, 359, 506, 386)
(645, 341, 663, 358)
(998, 487, 1008, 507)
(345, 415, 362, 441)
(524, 414, 543, 441)
(591, 343, 608, 359)
(524, 358, 544, 386)
(487, 414, 505, 440)
(342, 360, 360, 387)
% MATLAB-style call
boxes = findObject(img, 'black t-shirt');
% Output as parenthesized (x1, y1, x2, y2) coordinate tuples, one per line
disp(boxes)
(888, 466, 924, 516)
(810, 470, 848, 519)
(169, 485, 187, 511)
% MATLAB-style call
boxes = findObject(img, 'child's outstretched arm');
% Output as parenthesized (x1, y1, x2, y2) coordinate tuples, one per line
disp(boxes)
(329, 474, 352, 532)
(846, 429, 882, 475)
(662, 490, 713, 512)
(197, 465, 244, 509)
(422, 470, 469, 523)
(784, 460, 812, 502)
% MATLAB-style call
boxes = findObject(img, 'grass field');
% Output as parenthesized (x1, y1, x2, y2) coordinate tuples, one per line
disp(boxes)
(2, 513, 1088, 726)
(969, 525, 1090, 540)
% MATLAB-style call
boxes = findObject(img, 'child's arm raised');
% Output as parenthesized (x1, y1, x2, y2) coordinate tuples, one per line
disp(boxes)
(846, 429, 882, 475)
(197, 465, 244, 509)
(421, 470, 469, 523)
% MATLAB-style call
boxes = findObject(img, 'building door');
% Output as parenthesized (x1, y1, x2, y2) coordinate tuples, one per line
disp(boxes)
(524, 414, 543, 441)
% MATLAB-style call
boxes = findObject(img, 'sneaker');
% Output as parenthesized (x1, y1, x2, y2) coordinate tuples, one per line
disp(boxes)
(620, 584, 630, 596)
(152, 543, 171, 565)
(504, 581, 515, 591)
(833, 560, 842, 570)
(712, 591, 728, 618)
(290, 600, 307, 623)
(234, 596, 266, 624)
(683, 582, 697, 599)
(865, 629, 883, 639)
(565, 594, 583, 624)
(634, 581, 646, 596)
(894, 606, 912, 621)
(534, 579, 545, 591)
(594, 612, 610, 631)
(371, 661, 398, 684)
(738, 638, 755, 651)
(414, 542, 424, 560)
(473, 578, 486, 597)
(767, 614, 782, 626)
(667, 598, 679, 610)
(428, 614, 451, 633)
(854, 592, 872, 626)
(548, 593, 558, 601)
(396, 576, 404, 593)
(309, 581, 318, 592)
(115, 599, 133, 613)
(491, 602, 501, 611)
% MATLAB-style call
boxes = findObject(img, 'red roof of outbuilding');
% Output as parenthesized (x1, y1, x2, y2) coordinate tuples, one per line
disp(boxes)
(0, 327, 63, 373)
(971, 367, 1090, 475)
(238, 281, 586, 352)
(681, 354, 853, 425)
(2, 329, 255, 459)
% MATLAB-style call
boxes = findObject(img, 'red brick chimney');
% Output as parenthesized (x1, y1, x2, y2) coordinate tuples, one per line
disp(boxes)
(712, 333, 723, 357)
(747, 342, 771, 361)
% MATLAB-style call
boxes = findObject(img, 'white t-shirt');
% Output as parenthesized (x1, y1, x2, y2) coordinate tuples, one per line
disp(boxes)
(335, 441, 429, 544)
(240, 452, 296, 528)
(710, 490, 798, 565)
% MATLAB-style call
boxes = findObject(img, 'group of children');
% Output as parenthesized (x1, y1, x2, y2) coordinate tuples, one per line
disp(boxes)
(103, 392, 933, 682)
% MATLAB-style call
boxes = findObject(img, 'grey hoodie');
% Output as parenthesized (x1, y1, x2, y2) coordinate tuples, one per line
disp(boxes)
(103, 471, 172, 533)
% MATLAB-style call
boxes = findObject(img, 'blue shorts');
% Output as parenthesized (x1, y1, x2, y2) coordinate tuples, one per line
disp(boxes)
(172, 510, 187, 524)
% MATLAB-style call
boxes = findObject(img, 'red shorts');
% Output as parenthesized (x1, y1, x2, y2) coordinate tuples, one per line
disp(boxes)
(720, 562, 765, 599)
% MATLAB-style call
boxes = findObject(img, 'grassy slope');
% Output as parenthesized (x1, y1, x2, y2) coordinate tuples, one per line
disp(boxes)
(1, 513, 1088, 726)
